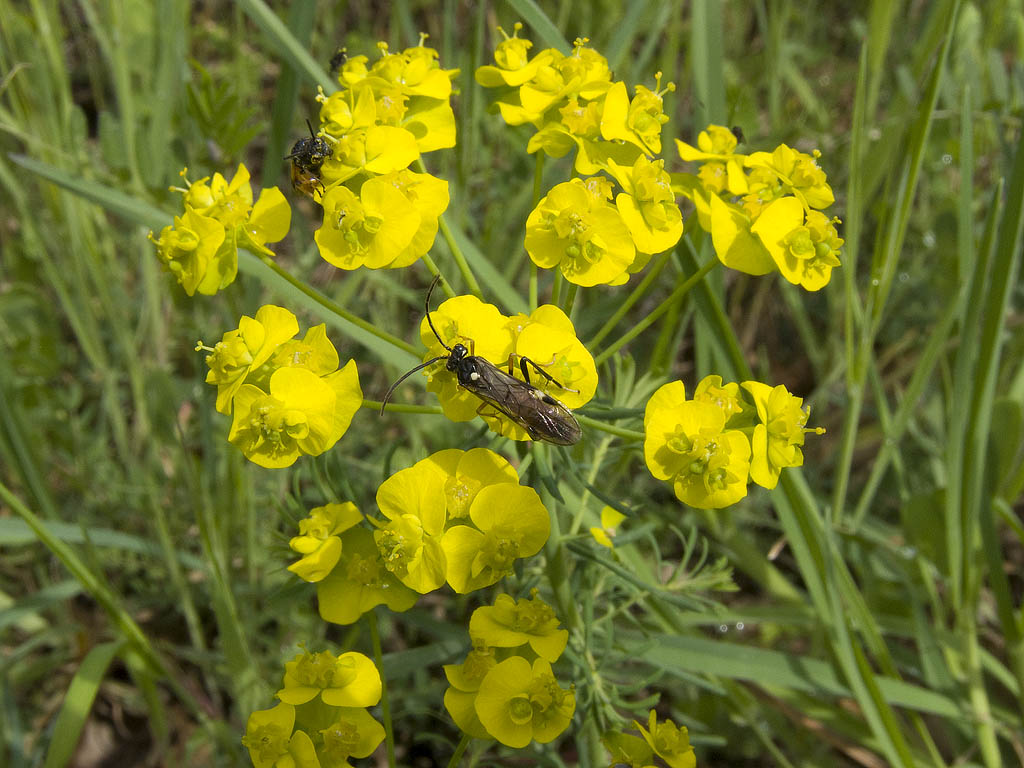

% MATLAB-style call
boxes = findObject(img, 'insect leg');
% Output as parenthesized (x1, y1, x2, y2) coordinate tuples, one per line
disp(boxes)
(509, 354, 580, 393)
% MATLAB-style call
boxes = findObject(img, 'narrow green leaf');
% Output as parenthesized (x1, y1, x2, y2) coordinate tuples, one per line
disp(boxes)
(504, 0, 570, 53)
(238, 0, 335, 91)
(42, 640, 126, 768)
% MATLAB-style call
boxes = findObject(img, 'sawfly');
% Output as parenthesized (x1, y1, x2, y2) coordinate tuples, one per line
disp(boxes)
(380, 277, 583, 445)
(285, 119, 331, 200)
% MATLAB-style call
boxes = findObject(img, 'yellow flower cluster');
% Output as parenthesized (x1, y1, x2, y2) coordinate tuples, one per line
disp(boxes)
(372, 448, 550, 594)
(415, 293, 597, 441)
(287, 448, 552, 627)
(444, 592, 575, 748)
(242, 648, 385, 768)
(602, 710, 696, 768)
(311, 38, 458, 270)
(476, 28, 682, 286)
(202, 305, 362, 468)
(676, 125, 843, 290)
(150, 164, 290, 296)
(644, 375, 824, 509)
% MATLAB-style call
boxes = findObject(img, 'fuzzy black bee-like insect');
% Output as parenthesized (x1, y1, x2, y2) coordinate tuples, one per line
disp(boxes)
(285, 119, 332, 199)
(380, 277, 583, 446)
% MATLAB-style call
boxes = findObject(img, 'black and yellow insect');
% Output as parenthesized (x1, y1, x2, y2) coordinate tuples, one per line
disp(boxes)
(380, 278, 583, 445)
(285, 120, 331, 200)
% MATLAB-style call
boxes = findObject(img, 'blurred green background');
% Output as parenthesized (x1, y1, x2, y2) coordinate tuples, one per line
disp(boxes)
(2, 0, 1023, 766)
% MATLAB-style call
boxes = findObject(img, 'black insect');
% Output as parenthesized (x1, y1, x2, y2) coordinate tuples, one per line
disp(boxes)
(730, 125, 746, 144)
(285, 119, 332, 199)
(380, 277, 583, 446)
(328, 48, 347, 75)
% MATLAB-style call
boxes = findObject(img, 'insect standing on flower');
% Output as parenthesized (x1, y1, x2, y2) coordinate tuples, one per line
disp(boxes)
(380, 277, 583, 445)
(285, 120, 331, 200)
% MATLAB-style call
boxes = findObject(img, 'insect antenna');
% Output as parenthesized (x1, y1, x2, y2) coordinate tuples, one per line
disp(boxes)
(379, 355, 448, 415)
(423, 275, 453, 353)
(305, 118, 317, 139)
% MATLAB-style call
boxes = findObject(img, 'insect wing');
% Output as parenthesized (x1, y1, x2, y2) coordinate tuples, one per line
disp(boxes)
(463, 358, 582, 445)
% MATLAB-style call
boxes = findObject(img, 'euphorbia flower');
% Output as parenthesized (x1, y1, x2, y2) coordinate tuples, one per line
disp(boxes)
(469, 592, 568, 662)
(372, 455, 449, 593)
(241, 702, 302, 768)
(150, 208, 225, 297)
(316, 708, 385, 766)
(315, 176, 420, 270)
(228, 363, 360, 468)
(742, 380, 822, 489)
(277, 649, 381, 708)
(644, 380, 751, 509)
(426, 448, 520, 521)
(607, 155, 683, 256)
(443, 640, 497, 739)
(288, 502, 364, 583)
(751, 198, 842, 290)
(442, 484, 550, 593)
(317, 527, 418, 625)
(525, 178, 635, 286)
(204, 305, 300, 414)
(474, 657, 575, 748)
(633, 710, 696, 768)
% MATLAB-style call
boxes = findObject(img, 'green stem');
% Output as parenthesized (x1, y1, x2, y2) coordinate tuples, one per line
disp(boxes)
(574, 414, 643, 441)
(587, 248, 673, 348)
(367, 609, 395, 768)
(445, 734, 472, 768)
(363, 398, 443, 414)
(561, 282, 578, 316)
(551, 269, 564, 306)
(530, 153, 544, 311)
(414, 157, 482, 299)
(419, 253, 456, 298)
(255, 253, 419, 356)
(594, 258, 719, 366)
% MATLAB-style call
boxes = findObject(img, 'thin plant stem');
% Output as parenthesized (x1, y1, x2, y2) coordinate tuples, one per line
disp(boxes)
(254, 253, 419, 356)
(419, 252, 456, 298)
(562, 282, 578, 316)
(445, 734, 472, 768)
(551, 269, 564, 306)
(530, 262, 539, 310)
(367, 609, 396, 768)
(594, 258, 719, 366)
(414, 157, 482, 299)
(574, 414, 643, 441)
(363, 399, 444, 415)
(587, 247, 674, 348)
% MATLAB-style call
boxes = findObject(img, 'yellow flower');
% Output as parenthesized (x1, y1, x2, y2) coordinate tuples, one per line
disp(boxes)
(475, 25, 553, 88)
(742, 380, 822, 489)
(525, 178, 635, 286)
(607, 155, 684, 255)
(441, 484, 550, 593)
(469, 592, 569, 662)
(589, 505, 626, 548)
(706, 194, 776, 275)
(317, 527, 418, 625)
(241, 702, 299, 768)
(750, 198, 842, 290)
(427, 447, 520, 520)
(204, 305, 300, 414)
(150, 208, 225, 297)
(600, 74, 673, 155)
(744, 144, 835, 211)
(474, 657, 575, 748)
(692, 374, 747, 424)
(277, 649, 381, 708)
(316, 708, 385, 765)
(375, 169, 450, 270)
(644, 380, 751, 509)
(228, 362, 360, 468)
(288, 502, 363, 583)
(633, 710, 696, 768)
(315, 176, 420, 270)
(373, 454, 449, 593)
(443, 641, 497, 739)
